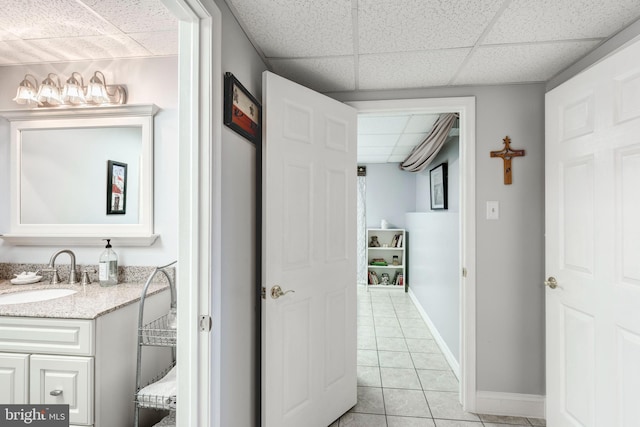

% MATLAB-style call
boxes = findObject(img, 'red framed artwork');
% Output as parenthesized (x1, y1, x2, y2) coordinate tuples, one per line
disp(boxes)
(223, 72, 261, 144)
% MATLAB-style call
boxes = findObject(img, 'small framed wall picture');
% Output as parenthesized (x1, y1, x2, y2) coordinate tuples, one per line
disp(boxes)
(429, 162, 448, 210)
(107, 160, 127, 215)
(224, 72, 262, 144)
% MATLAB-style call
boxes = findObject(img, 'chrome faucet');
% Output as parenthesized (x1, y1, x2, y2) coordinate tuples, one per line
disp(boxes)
(46, 249, 78, 284)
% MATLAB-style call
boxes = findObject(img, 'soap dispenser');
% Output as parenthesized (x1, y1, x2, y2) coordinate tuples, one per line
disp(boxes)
(98, 239, 118, 287)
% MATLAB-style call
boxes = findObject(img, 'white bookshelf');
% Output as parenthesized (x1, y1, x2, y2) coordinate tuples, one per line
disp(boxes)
(366, 228, 406, 291)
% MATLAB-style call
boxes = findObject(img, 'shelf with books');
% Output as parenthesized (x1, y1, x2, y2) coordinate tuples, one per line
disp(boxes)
(366, 228, 406, 291)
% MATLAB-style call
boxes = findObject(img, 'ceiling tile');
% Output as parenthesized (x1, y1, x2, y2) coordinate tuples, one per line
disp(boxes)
(453, 41, 600, 85)
(391, 146, 414, 156)
(0, 0, 120, 39)
(270, 56, 355, 93)
(358, 146, 394, 156)
(404, 114, 440, 133)
(0, 40, 62, 65)
(129, 31, 178, 56)
(358, 134, 401, 147)
(358, 114, 410, 134)
(387, 155, 407, 163)
(359, 49, 470, 90)
(82, 0, 178, 34)
(28, 35, 152, 62)
(357, 155, 392, 163)
(396, 133, 428, 147)
(358, 0, 504, 54)
(484, 0, 640, 44)
(228, 0, 353, 57)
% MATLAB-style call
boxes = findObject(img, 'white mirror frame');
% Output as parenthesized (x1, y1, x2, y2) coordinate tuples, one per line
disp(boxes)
(0, 104, 159, 246)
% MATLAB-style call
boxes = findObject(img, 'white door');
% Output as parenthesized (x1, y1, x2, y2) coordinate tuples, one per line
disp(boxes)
(261, 71, 357, 427)
(545, 38, 640, 426)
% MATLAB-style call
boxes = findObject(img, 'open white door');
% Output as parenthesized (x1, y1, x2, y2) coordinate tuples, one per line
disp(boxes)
(545, 38, 640, 426)
(261, 71, 357, 427)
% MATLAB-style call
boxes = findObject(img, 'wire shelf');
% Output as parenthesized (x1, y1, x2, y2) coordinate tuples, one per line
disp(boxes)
(139, 313, 177, 347)
(135, 364, 176, 410)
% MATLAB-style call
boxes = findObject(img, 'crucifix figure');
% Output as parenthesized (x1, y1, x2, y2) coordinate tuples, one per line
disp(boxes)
(490, 136, 525, 185)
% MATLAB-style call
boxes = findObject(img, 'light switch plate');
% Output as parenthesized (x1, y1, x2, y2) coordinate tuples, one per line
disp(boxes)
(487, 201, 499, 220)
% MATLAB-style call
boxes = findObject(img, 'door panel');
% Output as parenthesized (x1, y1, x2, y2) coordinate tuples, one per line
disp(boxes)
(262, 71, 357, 427)
(546, 37, 640, 426)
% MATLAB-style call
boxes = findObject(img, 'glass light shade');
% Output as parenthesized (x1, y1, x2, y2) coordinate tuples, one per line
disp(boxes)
(36, 74, 62, 105)
(85, 71, 110, 104)
(12, 75, 40, 106)
(62, 72, 86, 105)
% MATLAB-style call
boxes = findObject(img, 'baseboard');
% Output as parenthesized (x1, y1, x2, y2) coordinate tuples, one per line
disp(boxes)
(475, 391, 546, 419)
(407, 289, 460, 379)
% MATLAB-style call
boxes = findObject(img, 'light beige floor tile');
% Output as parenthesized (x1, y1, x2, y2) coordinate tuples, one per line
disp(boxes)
(387, 415, 436, 427)
(434, 420, 483, 427)
(378, 350, 414, 368)
(357, 349, 379, 366)
(479, 414, 530, 425)
(383, 388, 432, 417)
(350, 386, 385, 415)
(417, 369, 459, 392)
(406, 338, 441, 353)
(402, 326, 434, 339)
(375, 325, 404, 338)
(377, 336, 408, 352)
(482, 424, 530, 427)
(380, 367, 422, 389)
(358, 334, 377, 350)
(329, 420, 339, 427)
(424, 391, 480, 422)
(411, 353, 451, 370)
(357, 365, 381, 387)
(339, 412, 387, 427)
(358, 325, 376, 336)
(374, 317, 401, 327)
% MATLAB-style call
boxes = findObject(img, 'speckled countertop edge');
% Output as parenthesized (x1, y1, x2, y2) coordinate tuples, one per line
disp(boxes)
(0, 280, 169, 319)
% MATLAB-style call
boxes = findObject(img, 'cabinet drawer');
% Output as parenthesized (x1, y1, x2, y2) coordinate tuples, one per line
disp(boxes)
(30, 355, 94, 426)
(0, 317, 94, 356)
(0, 352, 29, 404)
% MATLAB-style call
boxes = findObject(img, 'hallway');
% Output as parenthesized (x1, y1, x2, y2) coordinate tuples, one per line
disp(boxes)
(330, 287, 546, 427)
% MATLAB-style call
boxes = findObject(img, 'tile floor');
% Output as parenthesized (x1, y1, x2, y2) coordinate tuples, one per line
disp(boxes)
(329, 287, 546, 427)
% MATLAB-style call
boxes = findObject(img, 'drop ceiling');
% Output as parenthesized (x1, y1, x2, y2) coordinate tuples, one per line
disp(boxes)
(1, 0, 640, 164)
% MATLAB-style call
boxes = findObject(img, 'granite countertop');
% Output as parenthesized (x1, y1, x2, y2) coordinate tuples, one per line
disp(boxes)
(0, 279, 169, 319)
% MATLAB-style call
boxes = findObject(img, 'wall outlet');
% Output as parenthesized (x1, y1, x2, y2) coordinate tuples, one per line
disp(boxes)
(487, 201, 499, 220)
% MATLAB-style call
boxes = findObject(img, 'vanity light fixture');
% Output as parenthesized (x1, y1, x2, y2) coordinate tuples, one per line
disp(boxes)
(85, 71, 127, 105)
(13, 70, 127, 108)
(62, 71, 86, 105)
(35, 73, 63, 106)
(12, 74, 41, 106)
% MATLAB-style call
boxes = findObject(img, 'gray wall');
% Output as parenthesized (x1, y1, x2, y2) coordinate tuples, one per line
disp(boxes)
(0, 56, 179, 267)
(363, 163, 416, 229)
(214, 0, 267, 426)
(409, 136, 461, 362)
(333, 84, 546, 396)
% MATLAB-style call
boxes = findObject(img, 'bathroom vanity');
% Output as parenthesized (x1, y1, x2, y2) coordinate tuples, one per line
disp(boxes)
(0, 280, 171, 427)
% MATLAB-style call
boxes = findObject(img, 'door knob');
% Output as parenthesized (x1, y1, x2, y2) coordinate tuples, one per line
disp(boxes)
(270, 285, 295, 299)
(49, 389, 63, 396)
(544, 277, 558, 289)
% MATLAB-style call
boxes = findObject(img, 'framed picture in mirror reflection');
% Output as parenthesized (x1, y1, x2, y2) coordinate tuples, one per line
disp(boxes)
(107, 160, 127, 214)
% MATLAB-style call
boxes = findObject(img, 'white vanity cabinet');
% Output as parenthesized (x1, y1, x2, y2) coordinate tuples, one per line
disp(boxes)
(0, 289, 169, 427)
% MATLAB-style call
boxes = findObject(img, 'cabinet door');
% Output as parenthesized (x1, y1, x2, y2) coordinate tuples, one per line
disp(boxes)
(30, 355, 94, 425)
(0, 352, 29, 404)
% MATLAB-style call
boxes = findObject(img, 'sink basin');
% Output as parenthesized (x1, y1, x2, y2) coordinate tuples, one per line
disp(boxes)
(0, 289, 77, 305)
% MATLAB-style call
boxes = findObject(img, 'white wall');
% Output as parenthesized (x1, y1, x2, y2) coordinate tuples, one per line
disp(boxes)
(333, 84, 546, 396)
(214, 0, 267, 425)
(0, 56, 179, 267)
(363, 162, 415, 229)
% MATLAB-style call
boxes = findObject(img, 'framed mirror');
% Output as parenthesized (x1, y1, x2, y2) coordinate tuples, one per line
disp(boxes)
(1, 104, 159, 246)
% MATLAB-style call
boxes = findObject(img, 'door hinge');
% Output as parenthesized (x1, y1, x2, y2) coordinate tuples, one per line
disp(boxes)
(261, 287, 266, 299)
(199, 315, 212, 332)
(462, 267, 468, 278)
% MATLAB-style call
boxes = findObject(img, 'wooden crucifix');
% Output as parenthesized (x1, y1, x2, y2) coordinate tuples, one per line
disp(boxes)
(490, 136, 525, 185)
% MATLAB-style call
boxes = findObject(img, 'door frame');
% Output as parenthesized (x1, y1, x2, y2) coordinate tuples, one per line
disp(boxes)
(161, 0, 221, 426)
(348, 97, 477, 411)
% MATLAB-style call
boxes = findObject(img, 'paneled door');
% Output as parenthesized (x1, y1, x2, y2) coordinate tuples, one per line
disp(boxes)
(545, 38, 640, 426)
(261, 71, 357, 427)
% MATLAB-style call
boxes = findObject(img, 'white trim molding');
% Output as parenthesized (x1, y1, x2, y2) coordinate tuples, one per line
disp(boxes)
(408, 288, 460, 378)
(475, 391, 546, 419)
